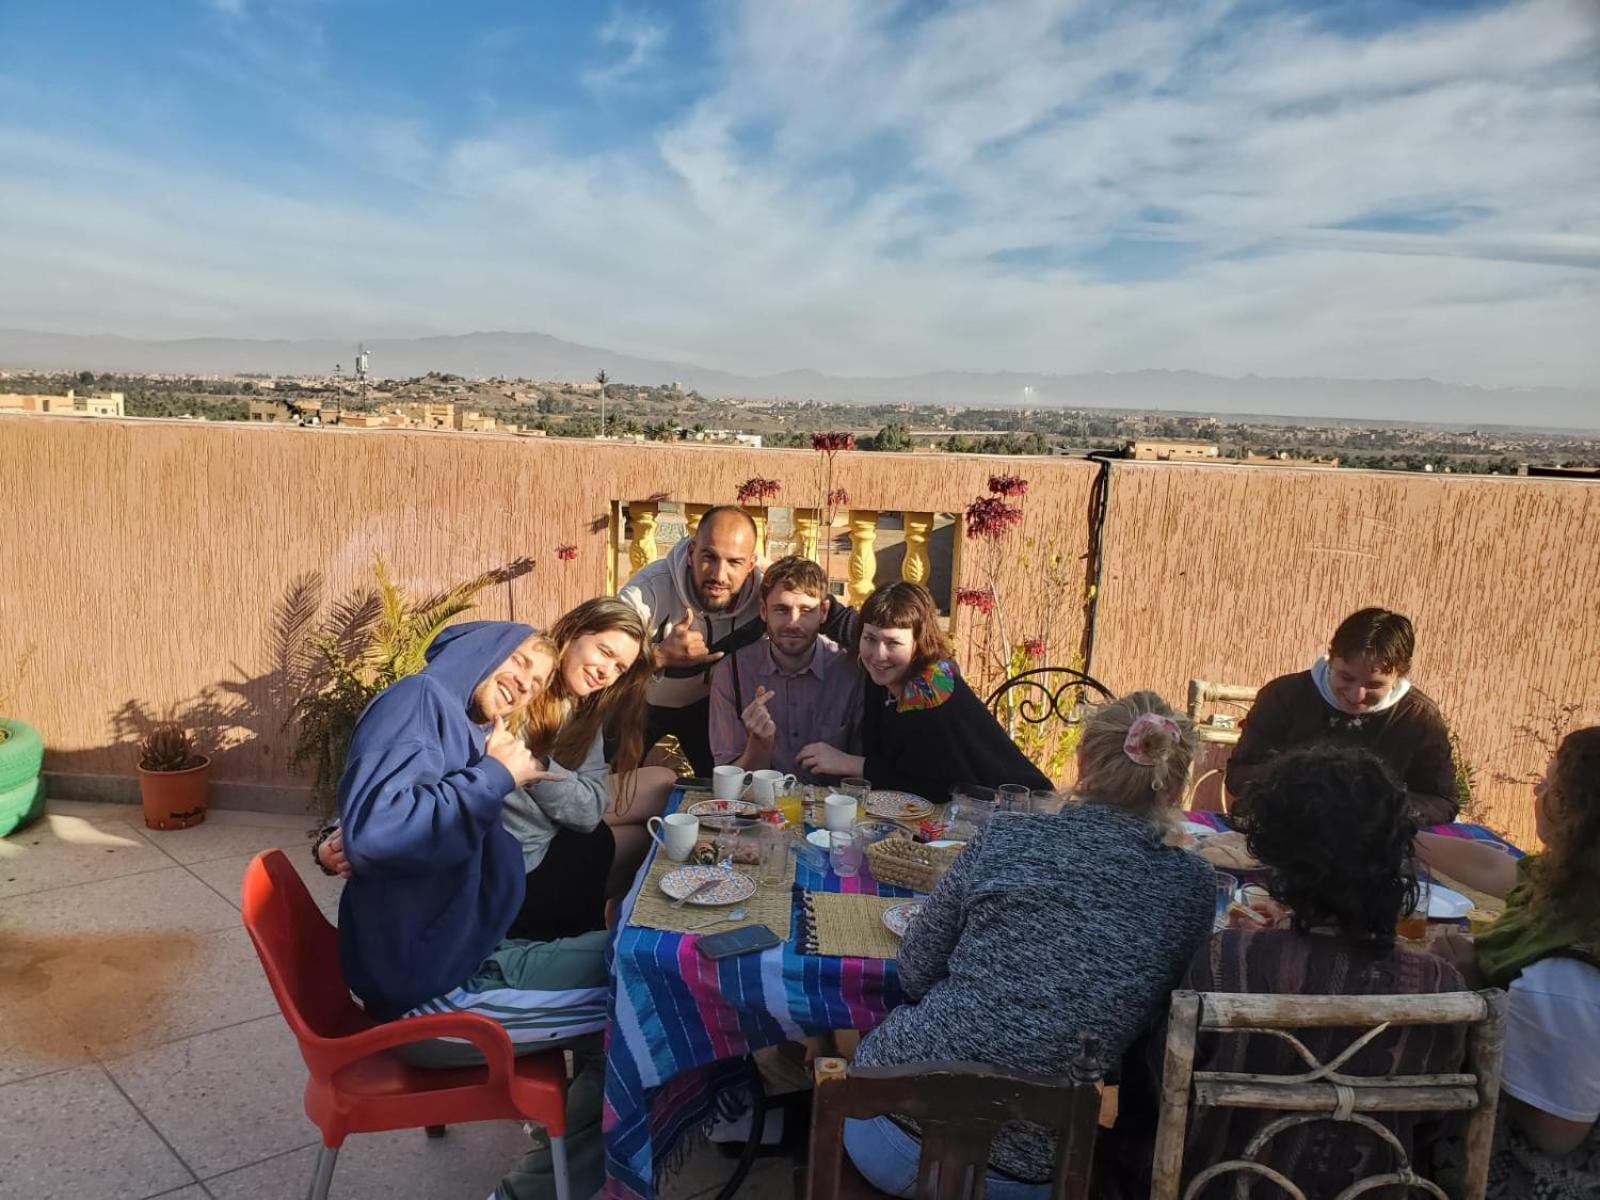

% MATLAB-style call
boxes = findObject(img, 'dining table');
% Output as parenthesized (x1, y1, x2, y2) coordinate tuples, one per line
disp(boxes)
(600, 790, 1523, 1198)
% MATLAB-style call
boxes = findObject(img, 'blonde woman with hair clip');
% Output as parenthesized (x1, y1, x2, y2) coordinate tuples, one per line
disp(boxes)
(844, 691, 1216, 1198)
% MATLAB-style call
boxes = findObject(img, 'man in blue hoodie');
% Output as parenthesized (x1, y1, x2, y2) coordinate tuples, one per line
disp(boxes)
(335, 620, 609, 1200)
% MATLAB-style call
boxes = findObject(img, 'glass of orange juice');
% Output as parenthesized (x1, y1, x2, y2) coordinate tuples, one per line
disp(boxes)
(775, 786, 804, 827)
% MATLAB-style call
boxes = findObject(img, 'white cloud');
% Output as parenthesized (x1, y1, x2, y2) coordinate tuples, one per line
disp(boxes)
(582, 8, 670, 92)
(1, 0, 1597, 391)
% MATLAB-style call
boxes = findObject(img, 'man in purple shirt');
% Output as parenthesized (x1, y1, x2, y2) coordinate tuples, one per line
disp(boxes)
(708, 556, 864, 782)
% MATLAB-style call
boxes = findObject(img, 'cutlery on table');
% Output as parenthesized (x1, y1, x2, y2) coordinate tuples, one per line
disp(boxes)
(672, 878, 723, 909)
(689, 907, 748, 931)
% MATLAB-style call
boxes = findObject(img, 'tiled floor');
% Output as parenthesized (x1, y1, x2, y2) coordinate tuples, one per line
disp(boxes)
(0, 799, 789, 1200)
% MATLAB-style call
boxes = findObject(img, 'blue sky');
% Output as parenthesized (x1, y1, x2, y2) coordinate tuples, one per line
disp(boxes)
(0, 0, 1596, 388)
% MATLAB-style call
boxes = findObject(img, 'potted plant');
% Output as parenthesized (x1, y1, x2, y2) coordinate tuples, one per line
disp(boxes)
(288, 555, 534, 819)
(0, 643, 45, 838)
(137, 722, 209, 830)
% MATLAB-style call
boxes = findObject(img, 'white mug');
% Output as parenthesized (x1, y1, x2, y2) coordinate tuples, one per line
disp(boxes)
(647, 813, 700, 862)
(823, 793, 859, 832)
(712, 765, 752, 801)
(750, 770, 798, 805)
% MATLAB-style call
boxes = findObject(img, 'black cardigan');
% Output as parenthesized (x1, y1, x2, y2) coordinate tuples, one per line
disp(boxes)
(860, 661, 1051, 802)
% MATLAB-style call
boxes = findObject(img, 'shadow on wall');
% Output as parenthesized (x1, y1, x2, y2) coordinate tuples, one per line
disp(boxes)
(61, 558, 538, 817)
(87, 572, 335, 782)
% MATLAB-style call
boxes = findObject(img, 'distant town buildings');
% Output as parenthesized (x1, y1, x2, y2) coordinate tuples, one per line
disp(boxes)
(1121, 438, 1338, 468)
(1125, 438, 1220, 461)
(244, 395, 515, 434)
(0, 389, 125, 417)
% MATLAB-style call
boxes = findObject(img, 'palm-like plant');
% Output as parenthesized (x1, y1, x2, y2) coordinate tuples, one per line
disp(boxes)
(287, 556, 535, 816)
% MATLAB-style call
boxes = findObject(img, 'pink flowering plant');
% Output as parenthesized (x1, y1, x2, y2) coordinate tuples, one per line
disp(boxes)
(812, 433, 856, 582)
(735, 477, 781, 506)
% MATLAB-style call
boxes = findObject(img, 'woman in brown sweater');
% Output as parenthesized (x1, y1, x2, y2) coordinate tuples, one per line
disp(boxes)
(1226, 607, 1459, 826)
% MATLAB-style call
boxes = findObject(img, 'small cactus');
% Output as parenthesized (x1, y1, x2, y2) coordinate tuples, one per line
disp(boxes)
(140, 722, 202, 772)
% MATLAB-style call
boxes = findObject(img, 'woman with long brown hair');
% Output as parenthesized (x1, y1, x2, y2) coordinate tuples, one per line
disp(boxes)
(503, 596, 675, 940)
(1419, 725, 1600, 1198)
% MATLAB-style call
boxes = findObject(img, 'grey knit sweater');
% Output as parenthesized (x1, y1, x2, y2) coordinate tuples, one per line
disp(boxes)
(853, 801, 1216, 1182)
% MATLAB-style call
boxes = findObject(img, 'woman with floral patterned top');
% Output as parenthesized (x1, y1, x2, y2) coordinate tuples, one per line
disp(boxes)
(795, 581, 1049, 800)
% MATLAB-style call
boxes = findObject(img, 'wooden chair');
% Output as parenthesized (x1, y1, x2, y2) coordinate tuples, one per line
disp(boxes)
(806, 1041, 1106, 1200)
(986, 667, 1115, 731)
(1184, 680, 1258, 813)
(1150, 989, 1507, 1200)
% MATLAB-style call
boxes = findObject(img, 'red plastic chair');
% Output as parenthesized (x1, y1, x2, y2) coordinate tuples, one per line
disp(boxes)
(241, 850, 574, 1200)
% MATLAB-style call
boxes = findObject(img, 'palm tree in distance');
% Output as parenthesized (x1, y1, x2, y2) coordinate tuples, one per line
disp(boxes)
(595, 369, 608, 438)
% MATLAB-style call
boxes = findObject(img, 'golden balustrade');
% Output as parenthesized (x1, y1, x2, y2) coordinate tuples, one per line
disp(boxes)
(621, 503, 941, 609)
(847, 510, 879, 607)
(793, 508, 821, 561)
(901, 510, 934, 586)
(627, 501, 660, 572)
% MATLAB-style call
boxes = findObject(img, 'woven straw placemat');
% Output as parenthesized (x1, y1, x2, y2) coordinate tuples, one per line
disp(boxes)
(800, 890, 907, 960)
(627, 849, 796, 939)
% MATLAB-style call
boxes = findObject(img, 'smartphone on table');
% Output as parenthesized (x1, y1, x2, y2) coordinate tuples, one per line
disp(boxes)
(696, 925, 782, 960)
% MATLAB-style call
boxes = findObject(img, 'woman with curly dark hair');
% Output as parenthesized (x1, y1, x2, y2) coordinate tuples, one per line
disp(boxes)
(1418, 725, 1600, 1199)
(1113, 745, 1467, 1199)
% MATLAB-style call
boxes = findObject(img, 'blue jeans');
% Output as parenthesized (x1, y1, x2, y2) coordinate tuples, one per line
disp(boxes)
(842, 1115, 1051, 1200)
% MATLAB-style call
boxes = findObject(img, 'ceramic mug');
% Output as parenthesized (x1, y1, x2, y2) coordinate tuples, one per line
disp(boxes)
(646, 812, 700, 862)
(750, 769, 798, 805)
(823, 793, 859, 832)
(712, 764, 752, 801)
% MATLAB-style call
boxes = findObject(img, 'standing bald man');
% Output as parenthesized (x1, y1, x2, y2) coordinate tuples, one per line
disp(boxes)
(619, 505, 763, 775)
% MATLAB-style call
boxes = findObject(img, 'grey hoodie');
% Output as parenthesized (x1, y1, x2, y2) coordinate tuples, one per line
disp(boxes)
(618, 536, 763, 710)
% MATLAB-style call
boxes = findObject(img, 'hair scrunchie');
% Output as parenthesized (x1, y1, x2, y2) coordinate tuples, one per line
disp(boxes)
(1123, 712, 1182, 766)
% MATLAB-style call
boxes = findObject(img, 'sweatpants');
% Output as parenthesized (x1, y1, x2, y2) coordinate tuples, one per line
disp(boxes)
(399, 932, 610, 1064)
(398, 934, 612, 1200)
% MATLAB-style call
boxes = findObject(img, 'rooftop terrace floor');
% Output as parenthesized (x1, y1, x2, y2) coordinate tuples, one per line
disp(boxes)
(0, 799, 788, 1199)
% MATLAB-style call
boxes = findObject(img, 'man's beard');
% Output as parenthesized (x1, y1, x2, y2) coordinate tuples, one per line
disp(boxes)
(698, 586, 734, 612)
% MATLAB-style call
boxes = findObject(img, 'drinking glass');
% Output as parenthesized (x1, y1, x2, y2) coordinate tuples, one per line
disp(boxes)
(713, 823, 754, 868)
(1397, 872, 1432, 941)
(775, 785, 804, 827)
(947, 783, 998, 840)
(840, 777, 871, 803)
(1213, 870, 1239, 932)
(829, 830, 864, 877)
(1030, 788, 1065, 816)
(997, 783, 1031, 813)
(755, 825, 790, 887)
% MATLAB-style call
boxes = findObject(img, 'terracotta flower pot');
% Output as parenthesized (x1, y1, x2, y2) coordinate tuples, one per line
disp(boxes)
(137, 756, 210, 830)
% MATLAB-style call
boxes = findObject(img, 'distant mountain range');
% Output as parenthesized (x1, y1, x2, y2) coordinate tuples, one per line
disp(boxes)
(1, 327, 1595, 431)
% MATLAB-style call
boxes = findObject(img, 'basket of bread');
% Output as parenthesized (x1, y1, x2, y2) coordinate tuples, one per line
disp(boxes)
(866, 837, 964, 893)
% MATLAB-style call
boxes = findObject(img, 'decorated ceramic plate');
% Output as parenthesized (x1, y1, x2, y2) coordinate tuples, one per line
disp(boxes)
(864, 791, 934, 821)
(882, 902, 923, 938)
(686, 799, 762, 819)
(659, 865, 757, 906)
